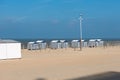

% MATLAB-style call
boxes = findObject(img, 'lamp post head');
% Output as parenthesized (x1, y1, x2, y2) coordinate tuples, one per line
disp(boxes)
(80, 14, 83, 16)
(80, 14, 83, 20)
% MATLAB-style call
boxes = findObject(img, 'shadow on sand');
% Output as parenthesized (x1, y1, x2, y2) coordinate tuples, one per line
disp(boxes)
(68, 71, 120, 80)
(35, 78, 46, 80)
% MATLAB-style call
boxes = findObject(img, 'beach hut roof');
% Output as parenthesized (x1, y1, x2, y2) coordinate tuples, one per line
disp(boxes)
(28, 42, 35, 44)
(89, 39, 96, 41)
(51, 40, 58, 42)
(72, 40, 79, 42)
(78, 40, 85, 42)
(60, 40, 65, 42)
(0, 39, 19, 43)
(36, 40, 43, 43)
(96, 39, 102, 41)
(81, 40, 85, 41)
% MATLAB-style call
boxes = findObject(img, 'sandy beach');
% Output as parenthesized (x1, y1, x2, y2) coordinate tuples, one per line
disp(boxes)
(0, 47, 120, 80)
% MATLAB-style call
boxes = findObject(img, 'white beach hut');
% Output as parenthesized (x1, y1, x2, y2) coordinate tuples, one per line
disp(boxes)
(60, 40, 69, 48)
(71, 40, 85, 48)
(50, 40, 69, 49)
(88, 39, 96, 47)
(0, 40, 21, 60)
(96, 39, 104, 47)
(88, 39, 104, 47)
(36, 40, 47, 49)
(81, 40, 88, 47)
(27, 42, 37, 50)
(83, 41, 88, 47)
(50, 40, 59, 49)
(71, 40, 79, 48)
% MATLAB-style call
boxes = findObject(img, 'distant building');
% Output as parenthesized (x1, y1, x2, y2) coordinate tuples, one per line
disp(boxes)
(88, 39, 104, 47)
(71, 40, 87, 48)
(71, 40, 79, 48)
(60, 40, 69, 48)
(50, 40, 59, 49)
(88, 39, 96, 47)
(27, 40, 47, 50)
(36, 40, 47, 49)
(50, 40, 69, 49)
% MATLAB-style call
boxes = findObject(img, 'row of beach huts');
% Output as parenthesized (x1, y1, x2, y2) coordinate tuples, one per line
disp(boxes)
(27, 39, 104, 50)
(0, 39, 104, 60)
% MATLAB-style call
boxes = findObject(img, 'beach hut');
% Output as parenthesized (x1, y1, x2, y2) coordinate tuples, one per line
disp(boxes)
(50, 40, 59, 49)
(27, 42, 37, 50)
(88, 39, 104, 47)
(88, 39, 96, 47)
(96, 39, 104, 47)
(50, 40, 69, 49)
(57, 40, 62, 48)
(60, 40, 69, 48)
(81, 40, 88, 47)
(36, 40, 47, 49)
(71, 40, 79, 48)
(0, 39, 21, 60)
(27, 40, 47, 50)
(81, 40, 86, 47)
(71, 40, 85, 48)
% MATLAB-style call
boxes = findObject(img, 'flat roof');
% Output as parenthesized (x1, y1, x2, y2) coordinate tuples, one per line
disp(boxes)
(0, 40, 20, 43)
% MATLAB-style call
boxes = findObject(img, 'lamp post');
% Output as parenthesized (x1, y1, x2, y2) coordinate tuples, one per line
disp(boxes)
(80, 14, 83, 51)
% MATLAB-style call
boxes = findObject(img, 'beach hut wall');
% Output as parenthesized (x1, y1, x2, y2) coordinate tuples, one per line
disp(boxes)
(33, 44, 39, 50)
(0, 39, 21, 60)
(95, 39, 104, 47)
(83, 42, 88, 47)
(50, 40, 59, 49)
(50, 40, 69, 49)
(36, 40, 47, 49)
(98, 41, 104, 47)
(71, 40, 79, 48)
(60, 40, 69, 48)
(88, 39, 96, 47)
(61, 42, 69, 48)
(88, 39, 104, 47)
(27, 40, 47, 50)
(57, 42, 62, 48)
(27, 42, 35, 50)
(41, 43, 47, 49)
(71, 40, 85, 48)
(78, 40, 86, 47)
(95, 41, 99, 47)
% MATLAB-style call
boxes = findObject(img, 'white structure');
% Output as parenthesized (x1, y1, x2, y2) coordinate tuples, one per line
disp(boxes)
(60, 40, 69, 48)
(71, 40, 79, 48)
(36, 40, 47, 49)
(27, 40, 47, 50)
(0, 40, 21, 60)
(50, 40, 60, 49)
(96, 39, 104, 47)
(50, 40, 69, 49)
(88, 39, 96, 47)
(83, 42, 88, 47)
(88, 39, 104, 47)
(27, 42, 36, 50)
(71, 40, 86, 48)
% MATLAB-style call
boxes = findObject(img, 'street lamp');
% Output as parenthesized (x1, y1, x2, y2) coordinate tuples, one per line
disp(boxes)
(80, 14, 83, 51)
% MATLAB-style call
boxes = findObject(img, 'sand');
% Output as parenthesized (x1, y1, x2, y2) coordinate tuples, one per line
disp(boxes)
(0, 47, 120, 80)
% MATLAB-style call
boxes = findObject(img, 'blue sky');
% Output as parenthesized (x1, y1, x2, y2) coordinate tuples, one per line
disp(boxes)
(0, 0, 120, 39)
